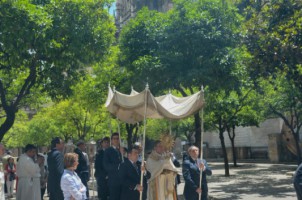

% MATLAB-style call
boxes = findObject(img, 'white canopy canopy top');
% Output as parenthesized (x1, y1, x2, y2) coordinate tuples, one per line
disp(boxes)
(105, 85, 205, 124)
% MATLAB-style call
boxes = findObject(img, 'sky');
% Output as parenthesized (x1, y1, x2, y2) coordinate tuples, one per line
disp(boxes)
(109, 2, 116, 16)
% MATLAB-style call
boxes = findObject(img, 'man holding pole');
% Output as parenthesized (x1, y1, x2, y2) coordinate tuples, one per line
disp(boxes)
(119, 147, 144, 200)
(182, 145, 212, 200)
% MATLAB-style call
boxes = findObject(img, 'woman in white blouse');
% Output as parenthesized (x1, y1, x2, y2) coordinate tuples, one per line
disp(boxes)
(60, 153, 87, 200)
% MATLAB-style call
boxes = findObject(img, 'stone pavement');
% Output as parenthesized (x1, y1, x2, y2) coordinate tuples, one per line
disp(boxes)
(177, 161, 298, 200)
(6, 161, 299, 200)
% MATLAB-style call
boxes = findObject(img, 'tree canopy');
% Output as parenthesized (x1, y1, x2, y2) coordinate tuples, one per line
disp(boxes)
(0, 0, 115, 141)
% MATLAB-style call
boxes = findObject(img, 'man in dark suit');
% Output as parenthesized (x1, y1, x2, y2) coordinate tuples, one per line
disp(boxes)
(183, 145, 212, 200)
(294, 163, 302, 200)
(47, 137, 65, 200)
(103, 132, 123, 200)
(95, 137, 110, 200)
(133, 144, 149, 200)
(119, 147, 143, 200)
(74, 141, 90, 199)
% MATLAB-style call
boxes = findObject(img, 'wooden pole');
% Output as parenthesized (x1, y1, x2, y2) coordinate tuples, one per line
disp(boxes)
(199, 86, 205, 200)
(139, 83, 149, 200)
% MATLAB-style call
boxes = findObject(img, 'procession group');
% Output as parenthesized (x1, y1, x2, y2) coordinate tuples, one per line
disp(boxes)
(0, 132, 212, 200)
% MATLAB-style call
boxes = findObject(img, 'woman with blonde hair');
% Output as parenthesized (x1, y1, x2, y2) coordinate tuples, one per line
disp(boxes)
(60, 153, 87, 200)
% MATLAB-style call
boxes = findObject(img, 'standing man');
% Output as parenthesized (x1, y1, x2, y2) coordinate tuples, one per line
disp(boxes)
(103, 132, 123, 200)
(182, 145, 212, 200)
(146, 141, 179, 200)
(74, 141, 90, 199)
(47, 137, 65, 200)
(119, 147, 143, 200)
(95, 137, 110, 200)
(16, 144, 41, 200)
(0, 143, 6, 200)
(294, 163, 302, 200)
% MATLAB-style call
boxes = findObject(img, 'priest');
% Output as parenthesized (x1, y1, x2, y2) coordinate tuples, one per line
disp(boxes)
(146, 137, 179, 200)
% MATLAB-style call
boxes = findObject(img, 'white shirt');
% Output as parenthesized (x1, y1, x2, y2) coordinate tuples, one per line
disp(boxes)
(60, 169, 87, 200)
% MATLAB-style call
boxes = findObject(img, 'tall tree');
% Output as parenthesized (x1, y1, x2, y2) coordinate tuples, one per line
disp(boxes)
(240, 0, 302, 164)
(0, 0, 115, 141)
(119, 0, 243, 152)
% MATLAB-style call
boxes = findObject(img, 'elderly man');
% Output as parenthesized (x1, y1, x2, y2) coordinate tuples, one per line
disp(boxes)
(146, 140, 179, 200)
(182, 145, 212, 200)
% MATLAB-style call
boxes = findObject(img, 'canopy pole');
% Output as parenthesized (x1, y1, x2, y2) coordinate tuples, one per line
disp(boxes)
(199, 86, 205, 200)
(113, 85, 124, 162)
(140, 83, 149, 200)
(108, 82, 112, 146)
(169, 120, 172, 135)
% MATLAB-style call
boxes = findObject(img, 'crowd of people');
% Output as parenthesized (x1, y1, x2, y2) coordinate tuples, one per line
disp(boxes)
(0, 133, 213, 200)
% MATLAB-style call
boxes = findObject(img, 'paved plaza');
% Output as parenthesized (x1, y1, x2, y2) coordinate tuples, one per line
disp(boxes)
(177, 161, 298, 200)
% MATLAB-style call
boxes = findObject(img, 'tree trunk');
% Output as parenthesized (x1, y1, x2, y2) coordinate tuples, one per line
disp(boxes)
(270, 106, 302, 165)
(294, 132, 302, 165)
(227, 125, 238, 167)
(132, 124, 139, 144)
(126, 123, 134, 149)
(194, 113, 201, 151)
(219, 120, 229, 176)
(0, 107, 16, 142)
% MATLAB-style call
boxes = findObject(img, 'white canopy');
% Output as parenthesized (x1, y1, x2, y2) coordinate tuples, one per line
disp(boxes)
(105, 85, 205, 124)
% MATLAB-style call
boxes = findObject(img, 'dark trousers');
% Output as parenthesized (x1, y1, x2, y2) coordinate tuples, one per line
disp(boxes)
(294, 182, 302, 200)
(108, 184, 121, 200)
(79, 172, 89, 199)
(49, 191, 64, 200)
(97, 176, 109, 200)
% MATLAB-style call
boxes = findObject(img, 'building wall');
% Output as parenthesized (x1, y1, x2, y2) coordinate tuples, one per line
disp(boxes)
(203, 118, 283, 148)
(115, 0, 173, 30)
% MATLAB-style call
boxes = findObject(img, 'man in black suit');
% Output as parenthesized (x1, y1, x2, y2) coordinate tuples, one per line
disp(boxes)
(103, 132, 124, 200)
(47, 137, 65, 200)
(183, 145, 212, 200)
(294, 163, 302, 200)
(74, 140, 90, 199)
(95, 137, 110, 200)
(119, 147, 143, 200)
(133, 144, 149, 200)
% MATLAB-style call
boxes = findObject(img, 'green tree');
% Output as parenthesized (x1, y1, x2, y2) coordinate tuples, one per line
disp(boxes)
(119, 0, 248, 176)
(0, 0, 115, 141)
(119, 0, 243, 152)
(240, 0, 302, 164)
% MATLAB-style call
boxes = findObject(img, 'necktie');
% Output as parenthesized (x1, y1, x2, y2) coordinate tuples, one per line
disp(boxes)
(133, 163, 139, 174)
(195, 160, 199, 169)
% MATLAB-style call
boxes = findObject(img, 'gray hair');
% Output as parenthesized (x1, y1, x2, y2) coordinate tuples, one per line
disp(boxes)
(187, 145, 199, 153)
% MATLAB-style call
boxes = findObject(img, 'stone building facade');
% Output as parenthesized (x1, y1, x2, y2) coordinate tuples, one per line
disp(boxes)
(115, 0, 173, 30)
